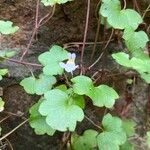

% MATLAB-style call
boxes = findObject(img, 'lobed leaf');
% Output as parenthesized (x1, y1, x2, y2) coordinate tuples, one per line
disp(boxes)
(112, 52, 150, 83)
(29, 98, 55, 135)
(38, 45, 68, 75)
(123, 28, 149, 58)
(39, 89, 84, 131)
(122, 120, 136, 137)
(97, 114, 127, 150)
(0, 69, 8, 81)
(71, 129, 98, 150)
(41, 0, 73, 6)
(20, 74, 56, 95)
(100, 1, 142, 30)
(0, 20, 19, 35)
(0, 98, 5, 112)
(71, 76, 119, 108)
(120, 141, 135, 150)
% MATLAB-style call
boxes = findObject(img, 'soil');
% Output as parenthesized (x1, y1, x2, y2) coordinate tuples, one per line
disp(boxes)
(0, 0, 150, 149)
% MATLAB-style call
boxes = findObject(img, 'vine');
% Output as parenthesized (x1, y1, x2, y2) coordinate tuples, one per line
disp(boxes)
(0, 0, 150, 149)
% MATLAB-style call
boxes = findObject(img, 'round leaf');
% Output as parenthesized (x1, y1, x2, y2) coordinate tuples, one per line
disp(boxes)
(39, 89, 84, 131)
(29, 99, 55, 135)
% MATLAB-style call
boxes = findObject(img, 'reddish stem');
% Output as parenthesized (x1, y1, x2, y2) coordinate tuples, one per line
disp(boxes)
(80, 0, 91, 74)
(4, 57, 42, 67)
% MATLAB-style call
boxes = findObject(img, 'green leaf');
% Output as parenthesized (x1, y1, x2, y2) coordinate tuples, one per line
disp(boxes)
(20, 74, 56, 95)
(97, 113, 127, 150)
(112, 52, 150, 83)
(35, 74, 56, 95)
(39, 89, 84, 131)
(120, 141, 135, 150)
(41, 0, 73, 6)
(71, 76, 119, 108)
(72, 94, 85, 109)
(100, 0, 121, 18)
(56, 85, 85, 109)
(100, 1, 142, 30)
(71, 129, 98, 150)
(5, 51, 16, 58)
(0, 98, 5, 112)
(0, 127, 2, 136)
(123, 28, 149, 57)
(122, 120, 136, 137)
(0, 69, 8, 80)
(91, 85, 119, 108)
(38, 45, 68, 75)
(0, 20, 19, 35)
(71, 76, 94, 95)
(0, 50, 16, 59)
(120, 9, 142, 30)
(140, 72, 150, 83)
(20, 77, 36, 94)
(29, 98, 55, 135)
(146, 131, 150, 148)
(0, 69, 8, 76)
(112, 52, 131, 67)
(100, 16, 112, 29)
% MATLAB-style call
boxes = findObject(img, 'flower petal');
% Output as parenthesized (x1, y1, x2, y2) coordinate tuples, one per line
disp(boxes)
(59, 62, 66, 69)
(71, 53, 76, 59)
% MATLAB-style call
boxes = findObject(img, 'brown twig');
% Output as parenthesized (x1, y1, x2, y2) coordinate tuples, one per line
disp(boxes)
(80, 0, 91, 74)
(39, 5, 56, 27)
(132, 0, 141, 15)
(84, 115, 103, 130)
(63, 41, 114, 49)
(90, 17, 100, 61)
(0, 115, 11, 124)
(88, 29, 114, 69)
(20, 0, 40, 61)
(5, 138, 14, 150)
(20, 1, 55, 61)
(142, 4, 150, 19)
(0, 119, 28, 141)
(3, 57, 42, 67)
(123, 0, 127, 9)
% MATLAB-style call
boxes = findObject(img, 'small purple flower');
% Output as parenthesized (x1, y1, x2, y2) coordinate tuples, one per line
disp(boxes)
(59, 53, 78, 74)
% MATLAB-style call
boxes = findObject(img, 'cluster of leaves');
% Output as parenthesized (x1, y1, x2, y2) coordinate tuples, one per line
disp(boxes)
(71, 114, 136, 150)
(0, 20, 19, 109)
(0, 20, 19, 136)
(18, 0, 149, 149)
(0, 20, 18, 81)
(19, 43, 138, 149)
(41, 0, 73, 6)
(99, 0, 150, 83)
(21, 45, 119, 132)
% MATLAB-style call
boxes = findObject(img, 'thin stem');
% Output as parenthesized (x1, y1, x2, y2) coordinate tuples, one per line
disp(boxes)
(20, 0, 40, 61)
(89, 52, 104, 69)
(80, 0, 91, 74)
(5, 138, 14, 150)
(35, 0, 40, 28)
(20, 3, 55, 61)
(3, 57, 42, 67)
(88, 29, 114, 69)
(39, 5, 56, 27)
(63, 41, 113, 49)
(133, 0, 141, 15)
(142, 4, 150, 19)
(0, 115, 11, 123)
(0, 119, 28, 141)
(64, 73, 72, 87)
(123, 0, 127, 9)
(85, 115, 103, 130)
(90, 17, 100, 61)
